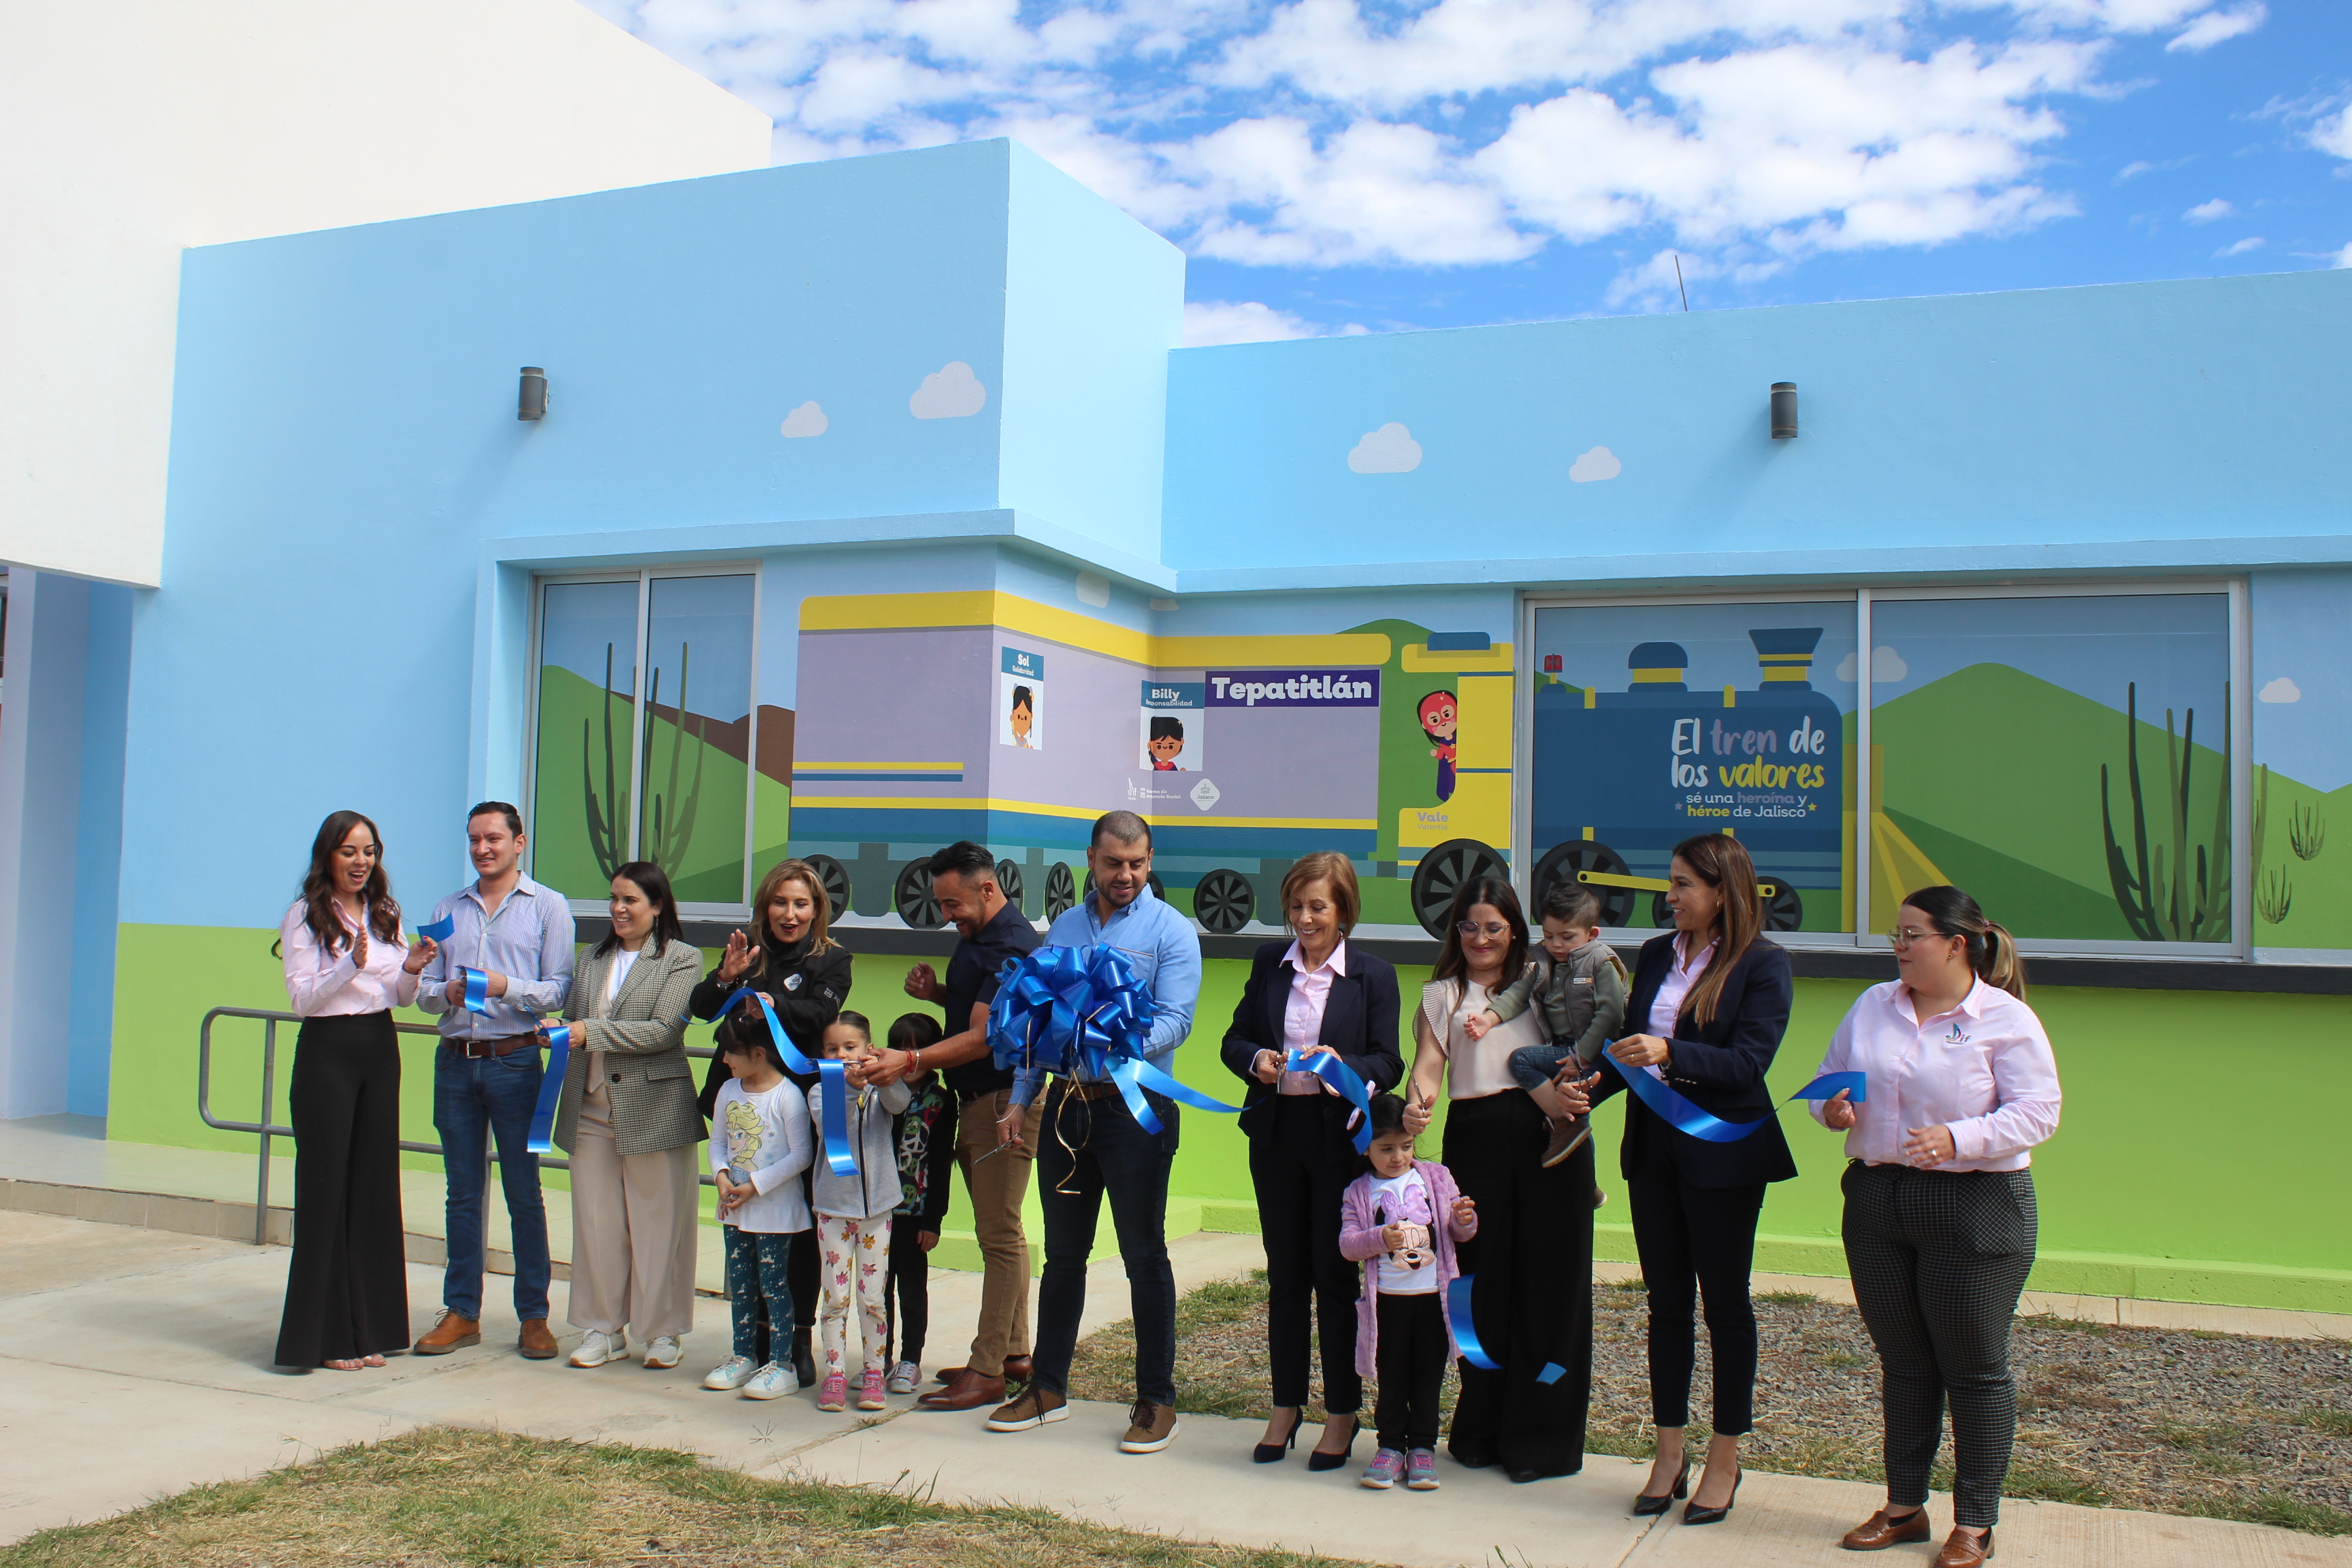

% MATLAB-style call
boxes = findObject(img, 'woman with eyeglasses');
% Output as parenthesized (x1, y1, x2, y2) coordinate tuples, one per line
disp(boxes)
(1558, 832, 1795, 1526)
(1806, 887, 2059, 1568)
(1401, 876, 1592, 1484)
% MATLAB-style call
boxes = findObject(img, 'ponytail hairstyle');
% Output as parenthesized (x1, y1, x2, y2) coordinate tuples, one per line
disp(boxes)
(1899, 885, 2026, 1000)
(1668, 832, 1765, 1030)
(299, 810, 403, 956)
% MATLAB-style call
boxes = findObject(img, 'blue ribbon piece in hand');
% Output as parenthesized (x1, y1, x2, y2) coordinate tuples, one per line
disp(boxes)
(987, 945, 1244, 1135)
(815, 1058, 860, 1177)
(458, 966, 489, 1015)
(722, 987, 817, 1076)
(1284, 1048, 1376, 1153)
(415, 914, 455, 943)
(1599, 1050, 1865, 1143)
(525, 1024, 570, 1155)
(1448, 1273, 1501, 1370)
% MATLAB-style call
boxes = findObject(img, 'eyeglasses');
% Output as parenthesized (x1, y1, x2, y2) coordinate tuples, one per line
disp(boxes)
(1886, 928, 1948, 948)
(1456, 921, 1512, 938)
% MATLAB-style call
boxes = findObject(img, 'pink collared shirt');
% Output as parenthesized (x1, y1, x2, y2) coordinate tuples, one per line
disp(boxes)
(1277, 938, 1346, 1095)
(1810, 979, 2061, 1171)
(1646, 937, 1716, 1038)
(279, 900, 419, 1017)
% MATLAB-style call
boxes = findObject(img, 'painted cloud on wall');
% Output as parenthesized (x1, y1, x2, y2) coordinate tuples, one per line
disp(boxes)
(780, 401, 829, 437)
(1835, 645, 1910, 683)
(2260, 676, 2302, 702)
(1568, 445, 1622, 482)
(911, 361, 987, 419)
(1348, 422, 1422, 473)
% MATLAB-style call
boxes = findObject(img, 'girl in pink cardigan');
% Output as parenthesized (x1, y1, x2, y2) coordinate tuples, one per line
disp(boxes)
(1339, 1093, 1478, 1490)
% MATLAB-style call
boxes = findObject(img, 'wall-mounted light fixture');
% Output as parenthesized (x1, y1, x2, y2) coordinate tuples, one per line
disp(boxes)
(518, 367, 548, 421)
(1770, 381, 1798, 440)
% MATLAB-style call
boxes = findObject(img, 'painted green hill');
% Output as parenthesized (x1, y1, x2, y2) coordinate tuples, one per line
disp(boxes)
(2249, 767, 2352, 949)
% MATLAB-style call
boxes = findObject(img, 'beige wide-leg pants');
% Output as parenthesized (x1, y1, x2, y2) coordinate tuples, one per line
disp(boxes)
(566, 1096, 698, 1341)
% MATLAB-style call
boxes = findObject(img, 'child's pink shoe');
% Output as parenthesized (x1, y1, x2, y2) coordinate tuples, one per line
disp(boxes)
(857, 1367, 887, 1410)
(817, 1373, 848, 1412)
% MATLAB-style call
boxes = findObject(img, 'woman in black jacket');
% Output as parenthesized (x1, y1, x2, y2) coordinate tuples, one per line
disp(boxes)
(1569, 832, 1794, 1526)
(689, 858, 853, 1388)
(1220, 853, 1403, 1471)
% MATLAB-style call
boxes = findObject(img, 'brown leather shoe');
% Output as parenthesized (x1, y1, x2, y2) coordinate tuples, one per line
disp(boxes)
(917, 1369, 1007, 1411)
(517, 1318, 558, 1359)
(1933, 1527, 1993, 1567)
(412, 1310, 480, 1355)
(1002, 1352, 1034, 1384)
(1842, 1508, 1933, 1550)
(1120, 1398, 1179, 1453)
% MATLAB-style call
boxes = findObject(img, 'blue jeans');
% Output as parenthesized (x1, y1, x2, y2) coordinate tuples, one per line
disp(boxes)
(1508, 1043, 1575, 1094)
(433, 1047, 552, 1322)
(1030, 1085, 1178, 1405)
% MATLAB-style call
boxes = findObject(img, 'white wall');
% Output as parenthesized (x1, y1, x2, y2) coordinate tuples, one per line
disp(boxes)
(0, 0, 770, 588)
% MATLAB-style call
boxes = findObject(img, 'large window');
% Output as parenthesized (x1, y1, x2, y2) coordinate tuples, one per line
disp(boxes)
(529, 569, 759, 912)
(1522, 585, 2245, 954)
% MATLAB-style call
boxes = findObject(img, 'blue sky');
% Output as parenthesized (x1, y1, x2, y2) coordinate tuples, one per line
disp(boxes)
(578, 0, 2351, 342)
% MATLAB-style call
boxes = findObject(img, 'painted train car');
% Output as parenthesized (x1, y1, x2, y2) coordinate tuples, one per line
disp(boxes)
(1528, 628, 1846, 932)
(784, 591, 1518, 937)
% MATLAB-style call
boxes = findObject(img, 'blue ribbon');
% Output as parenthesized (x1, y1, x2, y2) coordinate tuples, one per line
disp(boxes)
(1109, 1056, 1245, 1137)
(459, 966, 489, 1015)
(815, 1058, 859, 1177)
(416, 914, 455, 943)
(1537, 1362, 1566, 1386)
(987, 946, 1243, 1137)
(1283, 1048, 1375, 1153)
(525, 1024, 569, 1155)
(721, 987, 816, 1076)
(1448, 1273, 1501, 1371)
(1599, 1050, 1865, 1143)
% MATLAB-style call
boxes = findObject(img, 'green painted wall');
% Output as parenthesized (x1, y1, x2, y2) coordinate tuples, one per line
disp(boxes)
(112, 927, 2352, 1309)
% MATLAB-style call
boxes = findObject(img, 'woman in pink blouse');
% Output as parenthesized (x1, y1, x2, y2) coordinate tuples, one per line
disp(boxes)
(1810, 885, 2061, 1568)
(274, 810, 438, 1371)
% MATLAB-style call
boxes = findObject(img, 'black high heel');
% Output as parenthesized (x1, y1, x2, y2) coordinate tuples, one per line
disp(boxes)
(1306, 1414, 1358, 1472)
(1632, 1459, 1689, 1516)
(1683, 1467, 1741, 1526)
(1253, 1409, 1302, 1464)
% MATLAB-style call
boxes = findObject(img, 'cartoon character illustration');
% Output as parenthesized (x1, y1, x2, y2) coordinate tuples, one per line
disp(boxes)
(1375, 1191, 1435, 1274)
(1418, 689, 1458, 803)
(1147, 715, 1186, 770)
(723, 1096, 764, 1171)
(1009, 684, 1036, 749)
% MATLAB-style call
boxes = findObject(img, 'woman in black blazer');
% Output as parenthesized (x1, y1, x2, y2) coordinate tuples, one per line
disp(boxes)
(1220, 853, 1403, 1471)
(1569, 832, 1794, 1525)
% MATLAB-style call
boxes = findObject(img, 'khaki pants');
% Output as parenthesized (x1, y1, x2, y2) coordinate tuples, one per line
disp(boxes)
(956, 1089, 1043, 1371)
(567, 1096, 698, 1342)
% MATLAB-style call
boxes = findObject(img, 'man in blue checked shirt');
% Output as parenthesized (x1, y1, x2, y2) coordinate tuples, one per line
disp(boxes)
(410, 802, 576, 1361)
(985, 811, 1201, 1454)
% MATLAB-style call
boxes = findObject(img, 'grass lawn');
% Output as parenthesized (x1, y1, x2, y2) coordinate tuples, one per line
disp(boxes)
(0, 1426, 1363, 1568)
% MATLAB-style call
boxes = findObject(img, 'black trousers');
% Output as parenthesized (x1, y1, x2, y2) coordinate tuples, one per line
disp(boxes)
(1250, 1097, 1363, 1413)
(1844, 1162, 2038, 1529)
(884, 1215, 931, 1365)
(1375, 1292, 1447, 1452)
(1032, 1085, 1178, 1405)
(1627, 1121, 1767, 1433)
(276, 1013, 410, 1367)
(1441, 1092, 1593, 1477)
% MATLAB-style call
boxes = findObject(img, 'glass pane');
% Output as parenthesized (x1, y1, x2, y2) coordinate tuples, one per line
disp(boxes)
(1870, 593, 2231, 945)
(534, 581, 639, 900)
(1530, 602, 1857, 932)
(640, 574, 755, 905)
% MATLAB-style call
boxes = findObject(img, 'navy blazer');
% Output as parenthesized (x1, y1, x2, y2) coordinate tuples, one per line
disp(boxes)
(1220, 940, 1404, 1162)
(1592, 933, 1798, 1190)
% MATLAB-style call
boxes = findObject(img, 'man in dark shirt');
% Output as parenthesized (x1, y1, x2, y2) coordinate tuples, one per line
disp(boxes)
(870, 840, 1043, 1411)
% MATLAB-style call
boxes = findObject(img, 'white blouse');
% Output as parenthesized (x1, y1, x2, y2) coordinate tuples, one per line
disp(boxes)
(1810, 979, 2062, 1172)
(279, 900, 418, 1017)
(1418, 973, 1543, 1100)
(1646, 937, 1717, 1037)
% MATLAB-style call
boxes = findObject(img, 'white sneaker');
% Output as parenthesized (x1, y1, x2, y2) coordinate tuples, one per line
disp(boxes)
(642, 1335, 683, 1369)
(703, 1356, 759, 1390)
(569, 1328, 627, 1368)
(885, 1360, 921, 1395)
(742, 1361, 796, 1399)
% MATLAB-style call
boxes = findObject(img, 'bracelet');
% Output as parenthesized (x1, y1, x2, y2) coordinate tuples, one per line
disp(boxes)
(910, 1048, 923, 1074)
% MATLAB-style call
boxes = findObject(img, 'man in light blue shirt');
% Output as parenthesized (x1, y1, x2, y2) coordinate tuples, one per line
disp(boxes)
(410, 802, 576, 1360)
(985, 812, 1200, 1453)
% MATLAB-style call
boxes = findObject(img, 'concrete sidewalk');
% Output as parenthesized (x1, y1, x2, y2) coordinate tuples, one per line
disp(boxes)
(2, 1210, 2345, 1567)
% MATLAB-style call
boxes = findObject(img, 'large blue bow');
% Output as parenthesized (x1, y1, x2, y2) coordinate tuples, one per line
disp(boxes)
(988, 945, 1243, 1134)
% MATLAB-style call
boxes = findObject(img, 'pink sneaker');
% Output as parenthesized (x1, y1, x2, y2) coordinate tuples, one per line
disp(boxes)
(817, 1373, 848, 1412)
(857, 1368, 887, 1410)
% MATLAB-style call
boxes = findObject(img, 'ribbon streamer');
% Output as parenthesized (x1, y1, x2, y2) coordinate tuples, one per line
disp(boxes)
(415, 914, 455, 943)
(815, 1058, 859, 1177)
(1536, 1362, 1567, 1386)
(1109, 1056, 1245, 1137)
(458, 966, 489, 1015)
(722, 987, 816, 1076)
(1598, 1051, 1865, 1143)
(1284, 1048, 1375, 1153)
(1448, 1273, 1501, 1371)
(525, 1024, 570, 1155)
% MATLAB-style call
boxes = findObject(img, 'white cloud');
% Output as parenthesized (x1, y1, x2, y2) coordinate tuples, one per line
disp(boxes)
(2184, 197, 2233, 223)
(2334, 242, 2352, 269)
(1348, 422, 1422, 473)
(2216, 235, 2264, 256)
(2311, 107, 2352, 161)
(909, 361, 987, 419)
(2166, 2, 2266, 51)
(1569, 445, 1622, 482)
(2259, 676, 2302, 703)
(1182, 299, 1318, 346)
(779, 400, 828, 437)
(1835, 645, 1910, 682)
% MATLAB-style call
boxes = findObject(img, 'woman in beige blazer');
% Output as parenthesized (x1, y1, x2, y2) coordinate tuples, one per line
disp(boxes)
(549, 860, 705, 1370)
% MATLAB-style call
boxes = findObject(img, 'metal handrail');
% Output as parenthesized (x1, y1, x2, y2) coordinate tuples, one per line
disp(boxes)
(197, 1006, 717, 1247)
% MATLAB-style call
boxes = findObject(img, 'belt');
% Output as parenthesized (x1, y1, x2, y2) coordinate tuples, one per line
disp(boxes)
(1058, 1079, 1123, 1102)
(443, 1033, 538, 1059)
